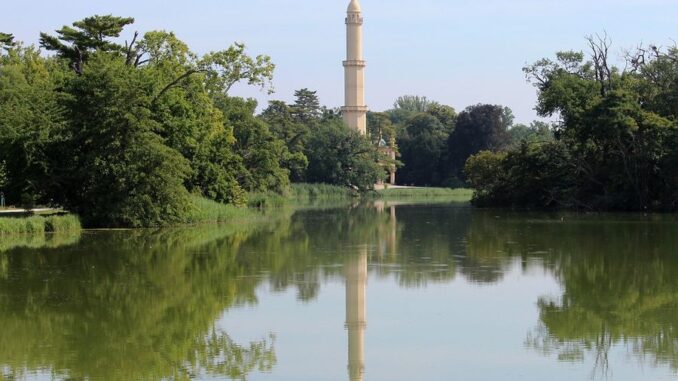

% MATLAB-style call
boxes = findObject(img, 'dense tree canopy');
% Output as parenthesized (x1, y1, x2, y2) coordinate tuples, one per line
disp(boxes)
(466, 36, 678, 211)
(447, 104, 513, 179)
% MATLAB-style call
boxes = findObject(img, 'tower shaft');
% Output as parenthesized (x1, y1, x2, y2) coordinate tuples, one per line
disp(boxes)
(343, 0, 367, 135)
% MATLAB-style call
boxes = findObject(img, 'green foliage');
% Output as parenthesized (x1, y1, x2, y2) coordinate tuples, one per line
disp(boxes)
(186, 196, 256, 224)
(0, 33, 15, 51)
(0, 16, 320, 227)
(40, 15, 135, 74)
(304, 118, 384, 191)
(0, 214, 81, 236)
(508, 121, 554, 148)
(201, 42, 275, 95)
(464, 151, 508, 205)
(389, 95, 437, 124)
(44, 214, 81, 232)
(291, 88, 321, 123)
(216, 96, 291, 194)
(260, 100, 310, 182)
(398, 113, 449, 185)
(466, 38, 678, 211)
(291, 183, 356, 201)
(367, 111, 397, 146)
(376, 187, 473, 202)
(447, 104, 513, 179)
(0, 45, 69, 207)
(384, 96, 463, 187)
(53, 54, 192, 227)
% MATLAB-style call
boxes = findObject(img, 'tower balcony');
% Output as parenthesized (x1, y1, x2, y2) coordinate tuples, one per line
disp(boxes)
(342, 106, 369, 112)
(346, 14, 364, 25)
(343, 60, 366, 68)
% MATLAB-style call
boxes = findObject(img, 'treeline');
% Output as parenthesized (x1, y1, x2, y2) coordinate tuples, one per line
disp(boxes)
(465, 36, 678, 211)
(0, 16, 383, 227)
(368, 96, 552, 187)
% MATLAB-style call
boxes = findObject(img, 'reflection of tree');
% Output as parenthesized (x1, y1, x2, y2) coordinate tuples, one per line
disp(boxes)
(460, 211, 678, 375)
(182, 330, 276, 381)
(0, 223, 279, 381)
(464, 214, 678, 376)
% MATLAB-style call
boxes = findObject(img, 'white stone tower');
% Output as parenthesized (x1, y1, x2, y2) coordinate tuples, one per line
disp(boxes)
(343, 0, 367, 135)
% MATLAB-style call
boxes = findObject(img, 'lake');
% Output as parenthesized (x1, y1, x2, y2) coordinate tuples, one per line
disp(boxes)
(1, 202, 677, 381)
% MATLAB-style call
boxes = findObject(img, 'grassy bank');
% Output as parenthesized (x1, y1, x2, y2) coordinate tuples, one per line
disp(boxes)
(187, 196, 261, 224)
(0, 214, 81, 235)
(248, 183, 356, 208)
(376, 187, 474, 202)
(247, 184, 473, 209)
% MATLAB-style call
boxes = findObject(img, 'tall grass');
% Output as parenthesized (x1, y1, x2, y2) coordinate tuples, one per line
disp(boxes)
(246, 184, 356, 209)
(376, 188, 474, 202)
(247, 191, 288, 208)
(186, 196, 259, 224)
(0, 214, 82, 236)
(291, 183, 356, 201)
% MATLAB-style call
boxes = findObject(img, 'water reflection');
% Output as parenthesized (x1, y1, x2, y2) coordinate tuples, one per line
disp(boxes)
(0, 204, 677, 380)
(345, 250, 367, 381)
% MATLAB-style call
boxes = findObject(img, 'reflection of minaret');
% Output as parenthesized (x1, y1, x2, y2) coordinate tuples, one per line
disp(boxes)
(343, 0, 367, 134)
(345, 249, 367, 381)
(389, 205, 397, 258)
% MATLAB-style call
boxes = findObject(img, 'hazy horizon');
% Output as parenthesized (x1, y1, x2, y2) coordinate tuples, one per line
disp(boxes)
(5, 0, 678, 123)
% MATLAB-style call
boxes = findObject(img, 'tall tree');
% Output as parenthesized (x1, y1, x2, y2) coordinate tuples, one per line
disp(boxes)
(447, 104, 513, 179)
(291, 88, 321, 124)
(305, 119, 384, 191)
(39, 15, 135, 74)
(0, 33, 14, 51)
(0, 46, 68, 206)
(388, 95, 439, 124)
(398, 113, 449, 186)
(260, 100, 309, 182)
(54, 54, 191, 227)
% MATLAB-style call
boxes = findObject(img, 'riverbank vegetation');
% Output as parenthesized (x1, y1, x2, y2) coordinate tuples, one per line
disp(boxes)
(377, 187, 473, 201)
(0, 214, 81, 235)
(465, 36, 678, 212)
(0, 16, 386, 228)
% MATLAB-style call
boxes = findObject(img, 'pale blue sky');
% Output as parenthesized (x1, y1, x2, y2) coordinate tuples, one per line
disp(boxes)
(5, 0, 678, 123)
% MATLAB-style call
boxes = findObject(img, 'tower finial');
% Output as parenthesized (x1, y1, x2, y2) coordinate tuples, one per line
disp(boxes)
(348, 0, 361, 13)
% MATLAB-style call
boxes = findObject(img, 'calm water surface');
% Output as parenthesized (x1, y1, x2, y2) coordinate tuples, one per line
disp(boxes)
(1, 202, 678, 381)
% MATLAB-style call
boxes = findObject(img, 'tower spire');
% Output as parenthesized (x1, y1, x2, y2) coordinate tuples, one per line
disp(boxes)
(343, 0, 367, 135)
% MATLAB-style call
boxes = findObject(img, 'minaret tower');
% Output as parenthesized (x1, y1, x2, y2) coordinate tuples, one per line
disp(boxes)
(343, 0, 368, 135)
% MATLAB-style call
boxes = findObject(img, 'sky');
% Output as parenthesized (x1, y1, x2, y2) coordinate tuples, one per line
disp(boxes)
(4, 0, 678, 124)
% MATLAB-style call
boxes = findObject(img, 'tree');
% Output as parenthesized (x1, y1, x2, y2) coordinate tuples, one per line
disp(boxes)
(39, 15, 135, 74)
(0, 33, 14, 51)
(305, 119, 384, 191)
(398, 113, 449, 186)
(0, 46, 68, 206)
(367, 112, 397, 146)
(388, 95, 439, 124)
(508, 121, 554, 147)
(447, 104, 513, 179)
(291, 88, 321, 124)
(54, 54, 192, 227)
(214, 96, 290, 194)
(426, 103, 457, 133)
(465, 37, 678, 211)
(260, 100, 309, 182)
